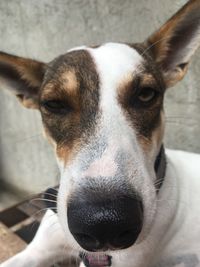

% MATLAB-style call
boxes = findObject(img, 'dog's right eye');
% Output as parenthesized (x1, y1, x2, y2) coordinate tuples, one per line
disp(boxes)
(40, 100, 71, 115)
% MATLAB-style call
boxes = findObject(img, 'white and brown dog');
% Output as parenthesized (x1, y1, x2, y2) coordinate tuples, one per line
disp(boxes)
(1, 0, 200, 267)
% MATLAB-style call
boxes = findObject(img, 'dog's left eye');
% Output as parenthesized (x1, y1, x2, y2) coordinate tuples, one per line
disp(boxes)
(40, 100, 71, 114)
(137, 87, 158, 103)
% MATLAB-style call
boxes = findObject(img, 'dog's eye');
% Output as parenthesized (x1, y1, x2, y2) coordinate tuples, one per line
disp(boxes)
(137, 87, 158, 103)
(41, 100, 71, 114)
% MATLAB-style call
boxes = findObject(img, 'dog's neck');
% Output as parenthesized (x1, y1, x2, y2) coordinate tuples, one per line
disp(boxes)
(155, 145, 166, 191)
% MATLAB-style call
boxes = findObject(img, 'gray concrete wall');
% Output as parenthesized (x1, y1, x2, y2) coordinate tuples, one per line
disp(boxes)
(0, 0, 199, 194)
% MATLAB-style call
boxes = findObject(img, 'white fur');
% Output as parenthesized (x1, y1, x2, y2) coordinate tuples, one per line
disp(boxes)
(82, 142, 118, 178)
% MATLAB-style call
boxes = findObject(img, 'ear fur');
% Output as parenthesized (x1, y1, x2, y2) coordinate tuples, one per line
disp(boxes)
(0, 52, 46, 109)
(145, 0, 200, 87)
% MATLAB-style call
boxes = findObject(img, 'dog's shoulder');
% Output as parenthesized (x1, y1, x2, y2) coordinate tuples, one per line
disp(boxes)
(155, 149, 200, 267)
(166, 148, 200, 181)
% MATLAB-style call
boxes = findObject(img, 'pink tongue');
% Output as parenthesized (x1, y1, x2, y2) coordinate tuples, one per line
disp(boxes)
(86, 254, 110, 267)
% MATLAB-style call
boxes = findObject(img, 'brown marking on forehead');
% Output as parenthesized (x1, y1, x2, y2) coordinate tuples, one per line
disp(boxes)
(41, 69, 80, 111)
(40, 49, 100, 152)
(118, 70, 161, 101)
(141, 73, 159, 86)
(117, 73, 136, 97)
(61, 70, 78, 95)
(42, 69, 79, 95)
(129, 43, 166, 88)
(117, 44, 165, 141)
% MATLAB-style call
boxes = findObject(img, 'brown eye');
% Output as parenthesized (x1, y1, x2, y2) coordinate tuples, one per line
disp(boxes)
(138, 87, 157, 103)
(41, 100, 71, 114)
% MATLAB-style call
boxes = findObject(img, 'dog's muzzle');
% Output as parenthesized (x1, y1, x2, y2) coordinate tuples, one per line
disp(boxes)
(67, 188, 143, 252)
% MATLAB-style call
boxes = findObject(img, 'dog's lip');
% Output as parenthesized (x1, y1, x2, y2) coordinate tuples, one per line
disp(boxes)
(80, 252, 112, 267)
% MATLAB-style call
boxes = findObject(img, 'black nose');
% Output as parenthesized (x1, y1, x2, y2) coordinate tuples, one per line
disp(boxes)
(67, 190, 143, 252)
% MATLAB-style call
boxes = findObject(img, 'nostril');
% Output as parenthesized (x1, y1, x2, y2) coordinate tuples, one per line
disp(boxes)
(75, 233, 96, 244)
(74, 233, 101, 251)
(118, 229, 133, 241)
(113, 227, 142, 248)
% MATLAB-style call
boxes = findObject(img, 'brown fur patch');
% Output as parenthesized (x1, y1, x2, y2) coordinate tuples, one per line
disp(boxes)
(61, 70, 78, 94)
(138, 112, 165, 154)
(117, 45, 165, 141)
(39, 50, 100, 163)
(56, 140, 81, 166)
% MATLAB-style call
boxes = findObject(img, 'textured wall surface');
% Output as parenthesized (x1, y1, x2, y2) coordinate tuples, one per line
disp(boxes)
(0, 0, 199, 194)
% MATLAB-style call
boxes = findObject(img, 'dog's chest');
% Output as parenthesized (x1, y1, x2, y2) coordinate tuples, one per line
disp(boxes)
(153, 254, 199, 267)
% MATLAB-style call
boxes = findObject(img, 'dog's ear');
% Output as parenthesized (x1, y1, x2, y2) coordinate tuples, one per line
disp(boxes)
(145, 0, 200, 88)
(0, 52, 46, 109)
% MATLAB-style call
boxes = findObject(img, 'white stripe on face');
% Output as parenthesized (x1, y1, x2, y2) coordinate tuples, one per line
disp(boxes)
(82, 141, 118, 178)
(87, 43, 143, 114)
(87, 43, 143, 139)
(82, 43, 144, 180)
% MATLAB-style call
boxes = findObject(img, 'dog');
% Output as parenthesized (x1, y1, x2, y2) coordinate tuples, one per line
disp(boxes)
(0, 0, 200, 266)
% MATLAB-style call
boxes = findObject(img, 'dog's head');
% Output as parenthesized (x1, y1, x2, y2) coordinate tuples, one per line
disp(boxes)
(0, 0, 200, 259)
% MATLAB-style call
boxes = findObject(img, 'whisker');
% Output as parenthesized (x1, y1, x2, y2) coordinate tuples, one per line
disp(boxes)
(47, 186, 59, 192)
(15, 133, 43, 143)
(43, 192, 58, 198)
(31, 207, 57, 217)
(29, 207, 58, 230)
(140, 36, 171, 57)
(45, 187, 59, 192)
(30, 198, 57, 204)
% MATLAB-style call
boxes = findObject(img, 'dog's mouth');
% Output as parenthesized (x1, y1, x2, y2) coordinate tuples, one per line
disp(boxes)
(80, 253, 112, 267)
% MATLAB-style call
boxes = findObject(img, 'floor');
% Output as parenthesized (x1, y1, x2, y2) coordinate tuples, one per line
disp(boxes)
(0, 185, 78, 267)
(0, 190, 22, 212)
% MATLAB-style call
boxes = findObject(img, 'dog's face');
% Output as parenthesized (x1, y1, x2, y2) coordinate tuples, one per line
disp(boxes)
(45, 43, 165, 250)
(0, 0, 200, 260)
(42, 43, 165, 253)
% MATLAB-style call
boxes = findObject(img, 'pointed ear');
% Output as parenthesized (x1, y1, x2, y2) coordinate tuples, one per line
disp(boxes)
(0, 52, 46, 109)
(145, 0, 200, 88)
